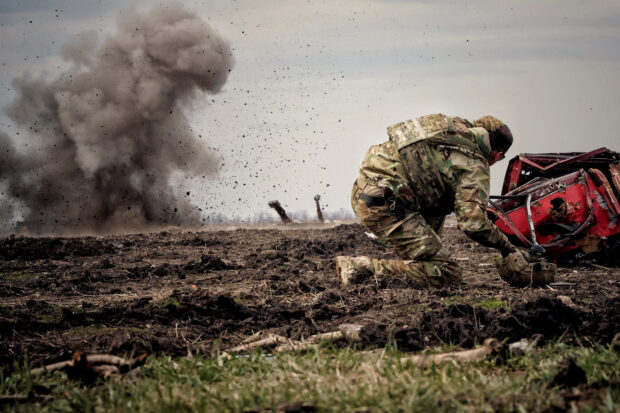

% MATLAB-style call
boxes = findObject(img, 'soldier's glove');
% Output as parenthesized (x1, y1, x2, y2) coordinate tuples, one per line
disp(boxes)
(529, 244, 546, 260)
(496, 250, 556, 287)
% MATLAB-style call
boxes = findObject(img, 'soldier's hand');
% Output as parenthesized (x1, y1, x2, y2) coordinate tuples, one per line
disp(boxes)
(529, 244, 546, 260)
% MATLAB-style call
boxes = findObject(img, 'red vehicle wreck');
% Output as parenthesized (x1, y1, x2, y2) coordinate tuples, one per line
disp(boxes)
(487, 148, 620, 266)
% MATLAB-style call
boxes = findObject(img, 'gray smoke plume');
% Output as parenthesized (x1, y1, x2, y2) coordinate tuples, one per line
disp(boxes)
(0, 3, 233, 234)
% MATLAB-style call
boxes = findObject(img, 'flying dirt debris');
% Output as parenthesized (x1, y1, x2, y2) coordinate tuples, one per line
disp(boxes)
(268, 200, 292, 224)
(0, 4, 233, 234)
(314, 195, 325, 223)
(487, 148, 620, 266)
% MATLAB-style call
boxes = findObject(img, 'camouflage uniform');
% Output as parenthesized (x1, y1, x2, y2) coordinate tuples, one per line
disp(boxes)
(350, 114, 516, 287)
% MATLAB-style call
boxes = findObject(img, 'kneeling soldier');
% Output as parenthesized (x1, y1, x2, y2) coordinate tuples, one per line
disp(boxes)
(337, 113, 555, 288)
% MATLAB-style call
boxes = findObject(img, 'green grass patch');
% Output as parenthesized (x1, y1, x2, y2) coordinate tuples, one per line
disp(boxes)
(159, 297, 180, 308)
(1, 342, 618, 412)
(476, 299, 510, 311)
(443, 295, 510, 311)
(33, 305, 62, 323)
(443, 294, 471, 306)
(145, 296, 180, 310)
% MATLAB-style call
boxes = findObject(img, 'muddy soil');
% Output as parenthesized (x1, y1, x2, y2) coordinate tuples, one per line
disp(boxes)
(0, 221, 618, 368)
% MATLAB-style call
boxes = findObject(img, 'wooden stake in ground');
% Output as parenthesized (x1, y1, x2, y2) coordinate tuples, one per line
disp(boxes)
(314, 195, 324, 223)
(268, 200, 292, 224)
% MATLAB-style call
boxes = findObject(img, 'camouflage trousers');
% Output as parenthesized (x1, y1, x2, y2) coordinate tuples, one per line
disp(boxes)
(350, 180, 462, 288)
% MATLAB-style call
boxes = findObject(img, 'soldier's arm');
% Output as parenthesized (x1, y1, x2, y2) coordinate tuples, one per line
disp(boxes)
(449, 153, 517, 255)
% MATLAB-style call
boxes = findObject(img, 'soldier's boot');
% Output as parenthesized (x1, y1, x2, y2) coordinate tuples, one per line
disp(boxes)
(336, 255, 461, 288)
(335, 256, 374, 286)
(372, 258, 462, 288)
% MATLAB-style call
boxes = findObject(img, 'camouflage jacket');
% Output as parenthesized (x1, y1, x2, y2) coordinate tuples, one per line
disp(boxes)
(357, 114, 515, 254)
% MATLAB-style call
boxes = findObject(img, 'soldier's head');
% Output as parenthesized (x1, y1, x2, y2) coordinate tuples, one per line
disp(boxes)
(474, 115, 513, 165)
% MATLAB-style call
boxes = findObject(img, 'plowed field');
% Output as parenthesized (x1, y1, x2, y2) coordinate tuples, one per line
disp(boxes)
(1, 221, 618, 368)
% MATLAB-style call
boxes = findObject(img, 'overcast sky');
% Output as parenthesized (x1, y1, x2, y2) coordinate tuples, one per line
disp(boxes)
(1, 0, 619, 222)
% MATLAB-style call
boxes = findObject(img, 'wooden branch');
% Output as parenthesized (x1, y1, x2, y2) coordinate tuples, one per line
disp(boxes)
(273, 331, 345, 352)
(228, 324, 365, 354)
(31, 352, 147, 376)
(339, 324, 363, 341)
(91, 364, 120, 378)
(226, 334, 296, 354)
(85, 354, 131, 366)
(306, 331, 344, 344)
(31, 360, 72, 375)
(556, 295, 578, 309)
(242, 331, 263, 344)
(400, 338, 504, 367)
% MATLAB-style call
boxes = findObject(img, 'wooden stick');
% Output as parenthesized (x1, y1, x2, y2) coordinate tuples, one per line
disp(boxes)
(226, 334, 293, 353)
(306, 331, 344, 344)
(275, 332, 345, 352)
(400, 338, 503, 367)
(31, 360, 73, 375)
(31, 353, 146, 375)
(91, 364, 120, 378)
(242, 331, 263, 344)
(86, 354, 131, 366)
(556, 295, 578, 309)
(234, 324, 365, 354)
(339, 324, 363, 341)
(275, 341, 311, 352)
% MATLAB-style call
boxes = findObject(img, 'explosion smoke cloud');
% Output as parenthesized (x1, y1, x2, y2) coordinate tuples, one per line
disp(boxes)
(0, 3, 233, 234)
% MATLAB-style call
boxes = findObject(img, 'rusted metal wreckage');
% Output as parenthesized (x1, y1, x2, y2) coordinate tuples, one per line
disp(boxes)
(487, 147, 620, 266)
